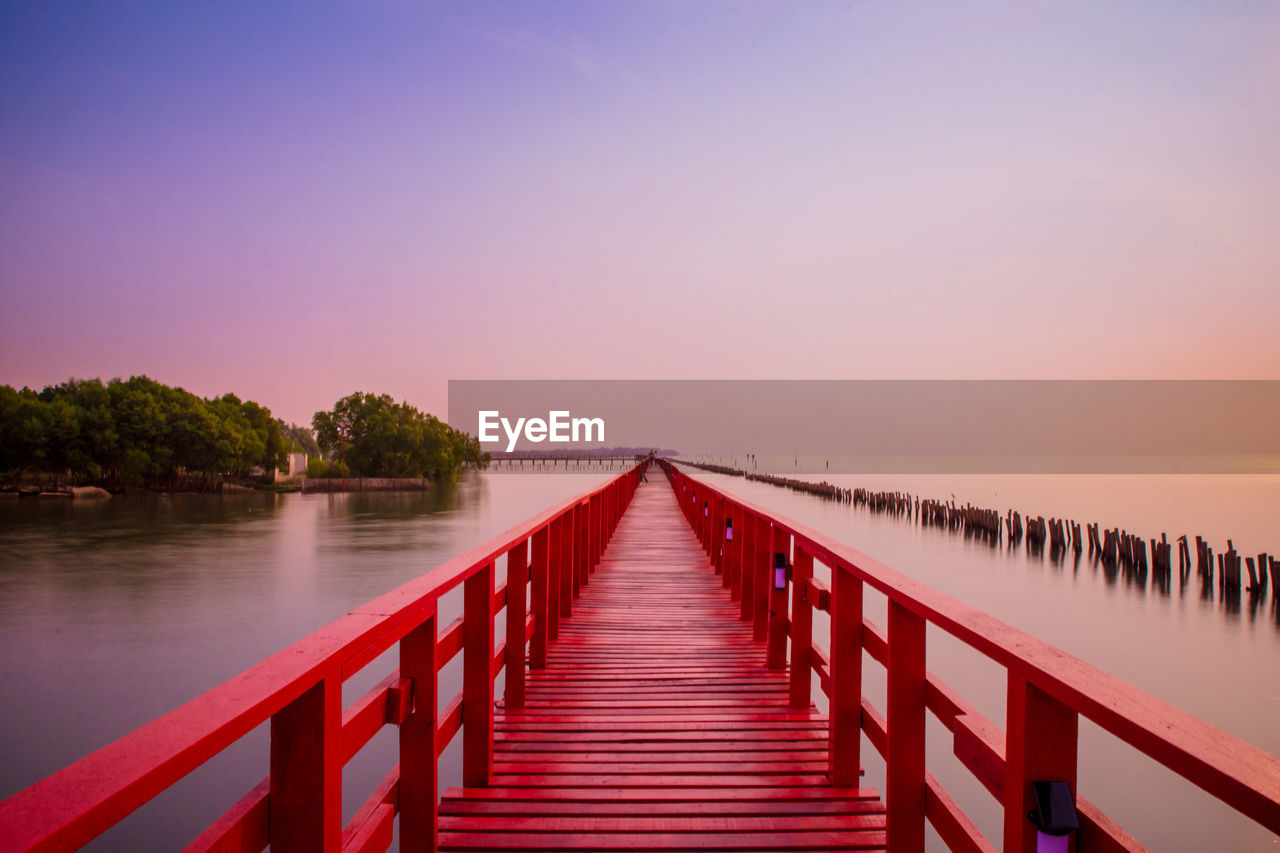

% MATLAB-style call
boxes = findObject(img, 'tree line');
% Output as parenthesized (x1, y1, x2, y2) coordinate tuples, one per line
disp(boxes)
(0, 376, 291, 490)
(311, 392, 488, 480)
(1, 378, 487, 490)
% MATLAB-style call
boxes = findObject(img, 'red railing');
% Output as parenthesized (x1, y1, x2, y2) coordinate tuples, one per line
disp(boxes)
(664, 461, 1280, 852)
(0, 461, 647, 853)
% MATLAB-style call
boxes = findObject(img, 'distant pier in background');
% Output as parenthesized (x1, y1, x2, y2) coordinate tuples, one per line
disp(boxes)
(489, 455, 645, 469)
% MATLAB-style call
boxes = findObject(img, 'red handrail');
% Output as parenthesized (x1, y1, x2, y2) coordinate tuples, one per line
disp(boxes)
(0, 461, 648, 853)
(663, 461, 1280, 852)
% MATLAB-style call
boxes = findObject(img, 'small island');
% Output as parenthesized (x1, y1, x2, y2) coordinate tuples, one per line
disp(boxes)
(0, 377, 488, 496)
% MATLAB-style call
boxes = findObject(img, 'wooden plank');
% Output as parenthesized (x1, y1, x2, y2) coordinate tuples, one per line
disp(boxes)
(439, 479, 886, 852)
(829, 567, 862, 785)
(180, 779, 268, 853)
(436, 694, 462, 758)
(270, 673, 341, 852)
(1004, 674, 1078, 853)
(504, 539, 529, 708)
(437, 829, 887, 850)
(0, 470, 642, 853)
(925, 771, 996, 853)
(672, 467, 1280, 838)
(400, 611, 437, 850)
(438, 813, 886, 832)
(340, 767, 398, 853)
(440, 798, 884, 816)
(442, 785, 880, 802)
(886, 600, 926, 852)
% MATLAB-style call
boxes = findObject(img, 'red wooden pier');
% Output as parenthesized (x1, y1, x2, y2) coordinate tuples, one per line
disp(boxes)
(1, 459, 1279, 851)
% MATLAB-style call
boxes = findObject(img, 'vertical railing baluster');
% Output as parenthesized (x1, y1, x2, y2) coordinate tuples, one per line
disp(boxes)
(789, 546, 814, 707)
(723, 500, 737, 592)
(605, 485, 612, 550)
(547, 515, 562, 642)
(529, 525, 549, 669)
(887, 600, 926, 852)
(712, 495, 724, 575)
(740, 511, 755, 620)
(563, 504, 578, 612)
(399, 606, 438, 851)
(733, 501, 744, 594)
(767, 526, 790, 669)
(706, 491, 716, 550)
(570, 503, 582, 602)
(753, 515, 771, 642)
(504, 539, 529, 708)
(270, 671, 341, 852)
(592, 492, 601, 569)
(1004, 674, 1079, 852)
(829, 564, 863, 786)
(579, 499, 589, 581)
(462, 561, 495, 786)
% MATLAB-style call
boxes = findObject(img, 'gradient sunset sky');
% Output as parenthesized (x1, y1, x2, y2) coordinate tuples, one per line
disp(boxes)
(2, 2, 1278, 425)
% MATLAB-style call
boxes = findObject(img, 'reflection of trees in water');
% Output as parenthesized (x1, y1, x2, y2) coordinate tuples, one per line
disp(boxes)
(313, 472, 490, 556)
(318, 476, 474, 522)
(0, 491, 284, 554)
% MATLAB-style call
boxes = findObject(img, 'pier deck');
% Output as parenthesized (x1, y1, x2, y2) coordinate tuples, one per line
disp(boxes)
(6, 460, 1280, 852)
(438, 480, 887, 851)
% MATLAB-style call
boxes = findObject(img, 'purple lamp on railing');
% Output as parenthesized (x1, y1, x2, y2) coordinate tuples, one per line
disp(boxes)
(725, 518, 733, 541)
(1029, 780, 1078, 853)
(773, 552, 789, 590)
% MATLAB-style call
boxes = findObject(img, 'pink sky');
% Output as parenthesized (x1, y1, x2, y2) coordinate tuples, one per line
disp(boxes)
(2, 2, 1278, 426)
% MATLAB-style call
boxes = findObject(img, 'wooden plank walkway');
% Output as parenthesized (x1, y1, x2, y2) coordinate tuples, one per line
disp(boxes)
(438, 478, 887, 851)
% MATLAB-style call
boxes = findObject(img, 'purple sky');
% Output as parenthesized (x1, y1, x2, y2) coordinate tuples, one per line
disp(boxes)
(3, 2, 1278, 426)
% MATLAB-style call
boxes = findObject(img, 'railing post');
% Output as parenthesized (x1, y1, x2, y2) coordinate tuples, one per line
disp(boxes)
(753, 514, 771, 642)
(400, 606, 438, 851)
(609, 483, 615, 538)
(270, 671, 341, 852)
(1005, 675, 1079, 852)
(569, 503, 582, 602)
(591, 494, 599, 569)
(504, 539, 529, 708)
(706, 491, 716, 550)
(565, 503, 579, 611)
(739, 511, 755, 619)
(529, 522, 550, 666)
(887, 600, 926, 852)
(789, 547, 814, 707)
(723, 500, 736, 591)
(573, 499, 586, 591)
(578, 500, 589, 583)
(731, 501, 744, 595)
(829, 565, 862, 786)
(712, 495, 724, 575)
(462, 561, 494, 786)
(530, 525, 549, 669)
(767, 526, 790, 669)
(547, 515, 562, 642)
(584, 497, 594, 575)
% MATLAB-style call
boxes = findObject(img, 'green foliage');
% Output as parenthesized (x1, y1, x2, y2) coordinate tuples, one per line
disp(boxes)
(312, 392, 489, 479)
(0, 376, 288, 488)
(305, 457, 348, 479)
(279, 419, 320, 458)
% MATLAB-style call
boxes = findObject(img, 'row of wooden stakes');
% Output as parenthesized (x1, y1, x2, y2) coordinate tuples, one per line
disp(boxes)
(674, 459, 1279, 605)
(678, 460, 854, 503)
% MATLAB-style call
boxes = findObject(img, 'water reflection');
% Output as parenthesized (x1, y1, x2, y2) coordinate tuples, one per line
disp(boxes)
(694, 470, 1280, 853)
(0, 471, 610, 850)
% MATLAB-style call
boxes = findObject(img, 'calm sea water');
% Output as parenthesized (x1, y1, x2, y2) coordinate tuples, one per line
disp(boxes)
(1, 465, 1277, 850)
(688, 467, 1280, 852)
(0, 470, 615, 851)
